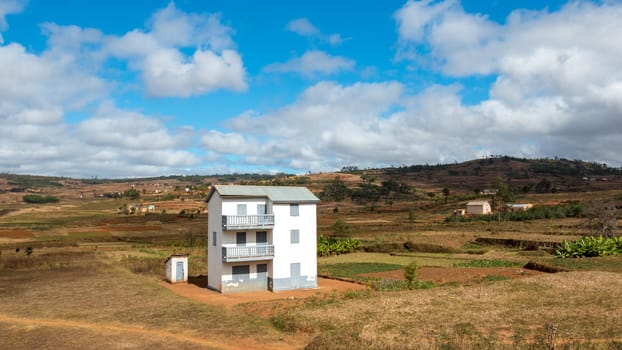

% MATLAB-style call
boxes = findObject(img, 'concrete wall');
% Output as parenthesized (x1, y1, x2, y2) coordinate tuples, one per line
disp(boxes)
(208, 192, 317, 293)
(271, 202, 317, 291)
(220, 262, 271, 293)
(207, 192, 222, 291)
(165, 256, 188, 283)
(222, 198, 270, 216)
(466, 202, 492, 215)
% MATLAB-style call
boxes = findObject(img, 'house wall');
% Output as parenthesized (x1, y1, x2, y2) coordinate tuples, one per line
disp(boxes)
(207, 192, 223, 291)
(270, 202, 317, 291)
(221, 198, 270, 216)
(221, 230, 273, 246)
(220, 262, 272, 293)
(208, 191, 318, 293)
(466, 202, 492, 215)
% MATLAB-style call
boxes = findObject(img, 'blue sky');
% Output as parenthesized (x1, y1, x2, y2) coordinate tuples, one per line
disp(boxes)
(1, 0, 620, 178)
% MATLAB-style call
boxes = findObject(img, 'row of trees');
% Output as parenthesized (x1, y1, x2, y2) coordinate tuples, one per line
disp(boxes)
(319, 176, 413, 203)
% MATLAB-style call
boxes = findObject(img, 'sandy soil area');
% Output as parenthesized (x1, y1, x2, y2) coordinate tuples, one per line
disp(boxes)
(160, 277, 366, 308)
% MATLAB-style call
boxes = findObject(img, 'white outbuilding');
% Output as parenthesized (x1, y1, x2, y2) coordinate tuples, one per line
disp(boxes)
(165, 254, 188, 283)
(466, 200, 492, 215)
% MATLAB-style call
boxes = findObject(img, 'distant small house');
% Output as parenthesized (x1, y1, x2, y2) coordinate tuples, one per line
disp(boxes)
(165, 254, 188, 284)
(507, 203, 533, 212)
(466, 201, 492, 215)
(479, 189, 498, 196)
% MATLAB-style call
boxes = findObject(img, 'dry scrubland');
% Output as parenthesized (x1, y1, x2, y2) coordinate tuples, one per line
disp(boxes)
(1, 167, 622, 349)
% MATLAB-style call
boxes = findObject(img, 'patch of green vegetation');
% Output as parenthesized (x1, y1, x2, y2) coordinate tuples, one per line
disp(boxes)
(22, 195, 60, 204)
(555, 236, 622, 258)
(453, 259, 523, 268)
(318, 262, 403, 279)
(547, 256, 622, 273)
(445, 202, 584, 223)
(481, 275, 510, 282)
(317, 235, 361, 256)
(4, 174, 64, 189)
(367, 278, 435, 291)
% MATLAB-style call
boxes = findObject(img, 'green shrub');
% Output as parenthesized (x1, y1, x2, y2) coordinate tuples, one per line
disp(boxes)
(22, 194, 60, 203)
(404, 261, 420, 287)
(317, 236, 361, 256)
(445, 202, 584, 223)
(555, 236, 622, 258)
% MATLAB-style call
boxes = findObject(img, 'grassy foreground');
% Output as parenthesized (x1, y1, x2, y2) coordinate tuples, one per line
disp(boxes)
(276, 271, 622, 349)
(0, 248, 293, 350)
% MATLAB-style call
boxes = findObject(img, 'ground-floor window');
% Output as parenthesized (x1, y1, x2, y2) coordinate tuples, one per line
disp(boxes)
(257, 263, 267, 274)
(232, 265, 250, 278)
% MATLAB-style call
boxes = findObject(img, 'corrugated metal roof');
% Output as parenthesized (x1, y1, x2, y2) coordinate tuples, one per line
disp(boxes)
(466, 200, 490, 205)
(208, 185, 320, 203)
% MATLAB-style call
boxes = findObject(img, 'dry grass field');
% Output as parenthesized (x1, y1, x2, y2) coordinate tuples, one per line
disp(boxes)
(1, 167, 621, 349)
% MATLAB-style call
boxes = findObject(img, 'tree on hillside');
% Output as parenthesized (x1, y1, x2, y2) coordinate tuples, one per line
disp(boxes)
(580, 201, 619, 237)
(492, 177, 516, 213)
(320, 177, 349, 202)
(442, 188, 450, 203)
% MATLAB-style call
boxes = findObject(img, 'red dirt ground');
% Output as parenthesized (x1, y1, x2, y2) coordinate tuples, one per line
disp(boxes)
(0, 229, 34, 239)
(160, 277, 366, 308)
(362, 266, 542, 283)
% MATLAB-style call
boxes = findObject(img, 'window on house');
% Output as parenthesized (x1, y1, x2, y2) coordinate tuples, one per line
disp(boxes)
(290, 229, 300, 244)
(237, 204, 247, 216)
(256, 231, 267, 244)
(232, 265, 250, 280)
(290, 204, 299, 216)
(257, 264, 267, 274)
(236, 232, 246, 246)
(212, 232, 216, 246)
(257, 204, 266, 214)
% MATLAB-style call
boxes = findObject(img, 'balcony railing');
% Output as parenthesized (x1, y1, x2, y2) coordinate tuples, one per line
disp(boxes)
(222, 215, 275, 230)
(222, 245, 275, 262)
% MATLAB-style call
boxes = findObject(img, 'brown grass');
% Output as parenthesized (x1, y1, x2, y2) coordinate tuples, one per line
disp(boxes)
(0, 248, 301, 350)
(295, 271, 622, 349)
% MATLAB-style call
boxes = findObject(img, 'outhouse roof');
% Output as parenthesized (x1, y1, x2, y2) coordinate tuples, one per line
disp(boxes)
(207, 185, 320, 203)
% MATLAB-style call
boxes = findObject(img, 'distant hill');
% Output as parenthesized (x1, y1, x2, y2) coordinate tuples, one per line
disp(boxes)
(1, 157, 621, 199)
(361, 156, 622, 193)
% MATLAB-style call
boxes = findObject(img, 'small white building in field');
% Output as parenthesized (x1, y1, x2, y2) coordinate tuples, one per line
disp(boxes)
(466, 200, 492, 215)
(165, 254, 188, 283)
(507, 203, 533, 212)
(207, 185, 319, 293)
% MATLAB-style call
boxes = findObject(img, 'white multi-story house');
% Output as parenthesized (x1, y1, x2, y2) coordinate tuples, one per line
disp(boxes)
(206, 185, 320, 293)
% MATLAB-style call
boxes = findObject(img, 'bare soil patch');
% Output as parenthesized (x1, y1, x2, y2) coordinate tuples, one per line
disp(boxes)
(0, 229, 34, 239)
(361, 266, 542, 283)
(161, 277, 366, 308)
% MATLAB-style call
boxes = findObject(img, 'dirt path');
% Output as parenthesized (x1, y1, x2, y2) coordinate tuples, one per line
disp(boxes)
(0, 313, 296, 350)
(160, 277, 367, 308)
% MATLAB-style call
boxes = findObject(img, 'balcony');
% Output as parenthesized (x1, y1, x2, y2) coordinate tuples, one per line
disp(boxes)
(222, 244, 275, 262)
(222, 215, 274, 230)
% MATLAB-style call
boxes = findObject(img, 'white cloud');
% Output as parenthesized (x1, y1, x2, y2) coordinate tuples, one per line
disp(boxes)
(103, 2, 247, 97)
(0, 0, 25, 43)
(142, 48, 246, 97)
(0, 2, 236, 177)
(286, 17, 346, 47)
(0, 42, 106, 116)
(264, 50, 354, 76)
(389, 0, 622, 167)
(286, 18, 320, 36)
(200, 81, 413, 171)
